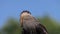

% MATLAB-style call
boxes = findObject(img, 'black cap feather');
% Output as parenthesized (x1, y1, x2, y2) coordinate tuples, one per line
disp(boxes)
(21, 10, 31, 14)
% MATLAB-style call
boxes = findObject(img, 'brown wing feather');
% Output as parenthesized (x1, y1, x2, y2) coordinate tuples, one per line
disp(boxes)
(32, 17, 48, 34)
(36, 24, 48, 34)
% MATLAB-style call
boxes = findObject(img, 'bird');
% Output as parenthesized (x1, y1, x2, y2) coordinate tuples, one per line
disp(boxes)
(20, 10, 48, 34)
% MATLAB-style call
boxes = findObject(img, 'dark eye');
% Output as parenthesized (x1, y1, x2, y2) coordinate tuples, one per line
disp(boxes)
(27, 12, 29, 13)
(27, 11, 31, 14)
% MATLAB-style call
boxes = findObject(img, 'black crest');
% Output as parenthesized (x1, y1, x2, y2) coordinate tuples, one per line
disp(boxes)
(21, 10, 31, 14)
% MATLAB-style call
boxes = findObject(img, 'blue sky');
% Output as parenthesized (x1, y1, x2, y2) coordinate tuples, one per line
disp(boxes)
(0, 0, 60, 28)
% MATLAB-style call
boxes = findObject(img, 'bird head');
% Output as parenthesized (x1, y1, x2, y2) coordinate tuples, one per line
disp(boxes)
(20, 10, 31, 17)
(20, 10, 31, 27)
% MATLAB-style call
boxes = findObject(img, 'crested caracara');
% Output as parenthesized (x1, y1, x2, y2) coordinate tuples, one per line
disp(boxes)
(20, 10, 48, 34)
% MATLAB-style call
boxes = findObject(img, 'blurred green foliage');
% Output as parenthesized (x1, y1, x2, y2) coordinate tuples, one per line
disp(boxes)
(1, 15, 60, 34)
